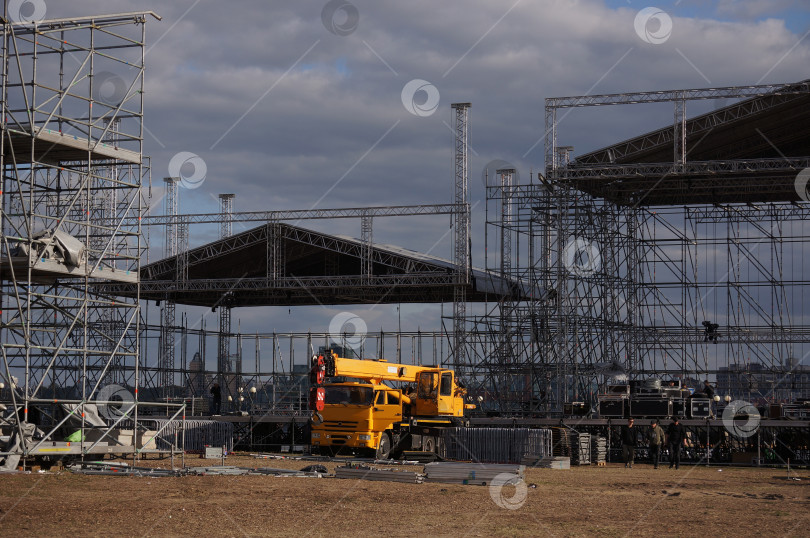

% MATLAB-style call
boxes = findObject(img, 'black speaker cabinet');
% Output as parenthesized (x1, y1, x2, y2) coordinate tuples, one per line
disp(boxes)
(690, 398, 711, 418)
(598, 398, 625, 418)
(630, 398, 671, 418)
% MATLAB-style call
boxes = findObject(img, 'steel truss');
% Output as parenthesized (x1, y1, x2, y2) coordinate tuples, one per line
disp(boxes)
(544, 81, 810, 109)
(131, 203, 461, 226)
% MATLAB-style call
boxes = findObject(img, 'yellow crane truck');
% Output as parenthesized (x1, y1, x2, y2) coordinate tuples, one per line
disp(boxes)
(308, 351, 474, 458)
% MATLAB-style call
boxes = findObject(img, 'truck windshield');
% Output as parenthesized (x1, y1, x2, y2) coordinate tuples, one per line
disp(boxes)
(324, 386, 374, 406)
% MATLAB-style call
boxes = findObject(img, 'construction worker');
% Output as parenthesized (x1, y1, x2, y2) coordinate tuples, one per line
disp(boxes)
(703, 380, 715, 399)
(649, 419, 666, 469)
(667, 416, 687, 469)
(210, 383, 222, 415)
(621, 418, 637, 468)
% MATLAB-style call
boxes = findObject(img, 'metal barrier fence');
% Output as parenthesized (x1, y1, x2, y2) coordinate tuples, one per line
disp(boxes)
(125, 419, 233, 452)
(443, 427, 553, 463)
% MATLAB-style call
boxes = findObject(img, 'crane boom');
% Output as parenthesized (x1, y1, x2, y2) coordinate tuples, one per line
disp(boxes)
(322, 352, 442, 384)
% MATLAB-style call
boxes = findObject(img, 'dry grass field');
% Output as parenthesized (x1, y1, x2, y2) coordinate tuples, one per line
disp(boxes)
(1, 454, 808, 537)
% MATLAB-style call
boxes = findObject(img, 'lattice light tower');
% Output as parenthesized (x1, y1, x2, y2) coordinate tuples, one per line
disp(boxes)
(360, 210, 373, 281)
(498, 168, 514, 278)
(219, 193, 235, 238)
(160, 177, 180, 394)
(451, 103, 470, 375)
(217, 193, 236, 403)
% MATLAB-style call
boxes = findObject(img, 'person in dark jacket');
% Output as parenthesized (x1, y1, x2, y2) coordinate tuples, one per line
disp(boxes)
(649, 419, 666, 469)
(703, 380, 715, 400)
(667, 416, 687, 469)
(210, 382, 222, 415)
(621, 418, 638, 468)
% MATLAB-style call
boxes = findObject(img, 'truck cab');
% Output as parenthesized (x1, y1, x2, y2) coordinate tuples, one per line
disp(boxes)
(310, 382, 404, 457)
(413, 369, 466, 417)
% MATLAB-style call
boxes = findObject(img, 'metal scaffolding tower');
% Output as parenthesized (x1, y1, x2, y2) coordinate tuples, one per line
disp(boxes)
(0, 11, 178, 461)
(444, 81, 810, 415)
(458, 80, 810, 414)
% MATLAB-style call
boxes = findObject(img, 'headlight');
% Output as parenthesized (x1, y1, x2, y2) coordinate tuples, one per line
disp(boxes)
(358, 434, 372, 441)
(311, 432, 321, 438)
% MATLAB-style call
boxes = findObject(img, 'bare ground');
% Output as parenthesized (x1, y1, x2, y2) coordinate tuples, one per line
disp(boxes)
(1, 454, 808, 537)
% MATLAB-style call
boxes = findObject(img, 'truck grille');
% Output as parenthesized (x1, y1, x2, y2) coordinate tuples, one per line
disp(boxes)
(323, 421, 359, 430)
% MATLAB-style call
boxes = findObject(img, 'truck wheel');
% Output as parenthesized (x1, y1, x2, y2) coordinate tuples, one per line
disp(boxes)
(376, 433, 392, 460)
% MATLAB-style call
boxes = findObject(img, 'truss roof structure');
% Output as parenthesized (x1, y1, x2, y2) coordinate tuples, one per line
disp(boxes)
(560, 80, 810, 205)
(122, 223, 541, 307)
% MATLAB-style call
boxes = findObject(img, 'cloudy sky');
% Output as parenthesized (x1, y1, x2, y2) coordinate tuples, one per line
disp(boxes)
(19, 1, 810, 371)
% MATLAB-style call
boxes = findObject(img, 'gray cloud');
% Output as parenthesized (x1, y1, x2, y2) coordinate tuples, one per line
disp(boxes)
(38, 1, 810, 354)
(716, 0, 798, 19)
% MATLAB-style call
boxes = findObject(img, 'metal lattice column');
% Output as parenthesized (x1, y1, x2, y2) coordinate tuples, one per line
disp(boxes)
(266, 221, 285, 283)
(219, 194, 235, 238)
(160, 177, 180, 394)
(498, 168, 514, 278)
(674, 95, 686, 170)
(218, 194, 235, 403)
(361, 211, 373, 281)
(451, 103, 471, 375)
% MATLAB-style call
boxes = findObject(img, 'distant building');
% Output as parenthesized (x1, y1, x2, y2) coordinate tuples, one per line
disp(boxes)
(187, 352, 205, 397)
(222, 353, 242, 408)
(258, 364, 309, 410)
(717, 359, 810, 402)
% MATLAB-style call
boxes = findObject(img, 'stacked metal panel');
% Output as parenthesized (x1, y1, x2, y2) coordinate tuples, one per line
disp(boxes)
(442, 427, 552, 464)
(68, 462, 180, 477)
(591, 435, 607, 464)
(189, 466, 324, 477)
(530, 457, 571, 469)
(189, 466, 254, 476)
(335, 464, 423, 483)
(551, 427, 571, 457)
(570, 432, 591, 465)
(424, 462, 524, 485)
